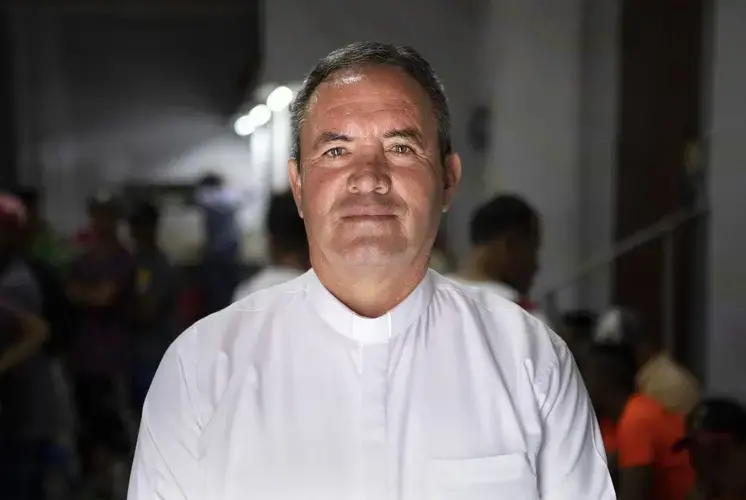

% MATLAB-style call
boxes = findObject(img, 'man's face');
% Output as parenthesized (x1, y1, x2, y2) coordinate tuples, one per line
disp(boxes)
(288, 66, 460, 269)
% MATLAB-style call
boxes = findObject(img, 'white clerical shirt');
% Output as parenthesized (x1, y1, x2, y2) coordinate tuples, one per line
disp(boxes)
(128, 270, 615, 500)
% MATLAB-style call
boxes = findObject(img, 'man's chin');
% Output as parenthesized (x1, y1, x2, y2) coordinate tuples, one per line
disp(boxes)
(331, 242, 408, 267)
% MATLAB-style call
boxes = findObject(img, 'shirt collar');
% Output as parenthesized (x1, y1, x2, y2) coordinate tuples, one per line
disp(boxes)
(304, 268, 435, 345)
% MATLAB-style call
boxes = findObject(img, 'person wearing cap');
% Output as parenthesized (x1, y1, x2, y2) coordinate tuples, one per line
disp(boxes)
(0, 192, 54, 500)
(583, 343, 695, 500)
(65, 191, 136, 440)
(673, 398, 746, 500)
(595, 306, 700, 415)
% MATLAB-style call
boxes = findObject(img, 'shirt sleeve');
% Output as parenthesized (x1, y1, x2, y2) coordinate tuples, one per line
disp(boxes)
(534, 332, 617, 499)
(617, 412, 656, 468)
(128, 330, 203, 500)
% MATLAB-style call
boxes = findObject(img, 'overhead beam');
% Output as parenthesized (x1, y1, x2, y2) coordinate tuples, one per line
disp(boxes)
(2, 0, 257, 16)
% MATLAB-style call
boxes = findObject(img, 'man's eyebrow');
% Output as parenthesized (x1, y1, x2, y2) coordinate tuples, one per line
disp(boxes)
(382, 128, 425, 146)
(311, 131, 352, 150)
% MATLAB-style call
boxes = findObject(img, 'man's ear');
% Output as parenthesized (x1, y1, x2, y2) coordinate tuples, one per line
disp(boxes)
(441, 153, 462, 213)
(287, 159, 303, 218)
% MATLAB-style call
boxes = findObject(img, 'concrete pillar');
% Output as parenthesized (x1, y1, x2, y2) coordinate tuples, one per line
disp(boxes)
(484, 0, 583, 307)
(705, 0, 746, 400)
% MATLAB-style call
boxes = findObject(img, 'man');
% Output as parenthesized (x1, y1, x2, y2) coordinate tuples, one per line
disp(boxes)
(129, 42, 614, 500)
(233, 191, 309, 300)
(127, 201, 178, 412)
(583, 344, 694, 500)
(455, 194, 549, 323)
(595, 306, 700, 414)
(674, 398, 746, 500)
(194, 172, 242, 314)
(0, 193, 53, 500)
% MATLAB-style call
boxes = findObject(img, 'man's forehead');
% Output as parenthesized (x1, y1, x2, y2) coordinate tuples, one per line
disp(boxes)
(306, 67, 433, 123)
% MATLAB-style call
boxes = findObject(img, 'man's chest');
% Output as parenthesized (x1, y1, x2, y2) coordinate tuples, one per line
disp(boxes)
(196, 337, 543, 500)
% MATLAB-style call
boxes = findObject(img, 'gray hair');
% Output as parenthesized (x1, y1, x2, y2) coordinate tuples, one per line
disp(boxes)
(290, 41, 452, 165)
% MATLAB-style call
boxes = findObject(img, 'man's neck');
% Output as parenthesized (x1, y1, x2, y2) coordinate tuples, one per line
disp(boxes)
(463, 252, 516, 288)
(313, 258, 428, 318)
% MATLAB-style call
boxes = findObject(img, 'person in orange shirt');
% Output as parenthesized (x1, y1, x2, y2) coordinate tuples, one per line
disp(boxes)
(584, 344, 695, 500)
(672, 398, 746, 500)
(595, 306, 700, 415)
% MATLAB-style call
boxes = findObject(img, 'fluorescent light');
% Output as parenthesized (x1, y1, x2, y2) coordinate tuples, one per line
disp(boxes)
(266, 86, 293, 112)
(234, 104, 273, 136)
(234, 115, 255, 136)
(247, 104, 272, 128)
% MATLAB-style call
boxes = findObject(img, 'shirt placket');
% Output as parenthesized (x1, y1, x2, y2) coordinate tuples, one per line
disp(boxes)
(353, 317, 391, 500)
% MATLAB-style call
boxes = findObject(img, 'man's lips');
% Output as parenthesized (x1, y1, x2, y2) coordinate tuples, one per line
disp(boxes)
(339, 207, 399, 218)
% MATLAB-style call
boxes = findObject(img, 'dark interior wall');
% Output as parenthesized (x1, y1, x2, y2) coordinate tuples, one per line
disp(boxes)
(0, 12, 16, 189)
(614, 0, 704, 361)
(9, 2, 261, 196)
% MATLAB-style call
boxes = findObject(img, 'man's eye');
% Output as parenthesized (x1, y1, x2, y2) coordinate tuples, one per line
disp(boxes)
(392, 144, 413, 155)
(324, 147, 345, 158)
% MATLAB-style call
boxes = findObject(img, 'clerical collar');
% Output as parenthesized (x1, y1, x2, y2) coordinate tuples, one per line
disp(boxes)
(304, 268, 435, 345)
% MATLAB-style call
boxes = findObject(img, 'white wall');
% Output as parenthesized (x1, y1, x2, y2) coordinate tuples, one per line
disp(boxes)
(482, 0, 618, 309)
(705, 0, 746, 399)
(578, 0, 619, 311)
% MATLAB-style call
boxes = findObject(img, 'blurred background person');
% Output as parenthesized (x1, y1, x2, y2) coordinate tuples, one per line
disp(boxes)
(65, 191, 135, 472)
(560, 309, 598, 358)
(455, 193, 548, 323)
(583, 343, 695, 500)
(127, 201, 178, 414)
(194, 172, 243, 314)
(233, 191, 308, 299)
(595, 306, 700, 415)
(12, 186, 73, 274)
(0, 192, 54, 500)
(428, 228, 455, 274)
(673, 398, 746, 500)
(13, 187, 80, 500)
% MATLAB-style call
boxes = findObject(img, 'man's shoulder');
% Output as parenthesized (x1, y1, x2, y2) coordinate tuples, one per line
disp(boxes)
(234, 267, 305, 301)
(171, 272, 309, 354)
(431, 271, 566, 367)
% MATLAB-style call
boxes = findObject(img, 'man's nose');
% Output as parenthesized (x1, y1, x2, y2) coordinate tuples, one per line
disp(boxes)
(347, 151, 391, 195)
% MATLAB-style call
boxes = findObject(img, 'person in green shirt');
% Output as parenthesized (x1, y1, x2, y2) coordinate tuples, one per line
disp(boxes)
(13, 187, 72, 274)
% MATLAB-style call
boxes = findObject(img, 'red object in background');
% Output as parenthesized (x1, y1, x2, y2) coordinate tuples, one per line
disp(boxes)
(0, 193, 27, 229)
(517, 298, 538, 313)
(72, 228, 95, 248)
(178, 286, 203, 328)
